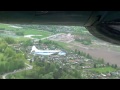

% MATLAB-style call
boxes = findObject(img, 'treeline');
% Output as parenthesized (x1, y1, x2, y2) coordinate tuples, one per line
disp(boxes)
(74, 49, 118, 69)
(75, 38, 92, 45)
(0, 37, 25, 74)
(74, 49, 93, 59)
(16, 24, 87, 34)
(75, 35, 92, 45)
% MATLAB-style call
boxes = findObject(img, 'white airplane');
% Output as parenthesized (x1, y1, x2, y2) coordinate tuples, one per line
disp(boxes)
(30, 46, 66, 56)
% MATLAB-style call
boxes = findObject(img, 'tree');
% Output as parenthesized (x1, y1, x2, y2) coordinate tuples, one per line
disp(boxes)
(49, 63, 56, 72)
(94, 64, 97, 68)
(45, 62, 50, 73)
(75, 49, 77, 53)
(86, 54, 92, 59)
(4, 47, 16, 57)
(0, 42, 7, 53)
(41, 72, 54, 79)
(106, 63, 110, 66)
(53, 69, 60, 79)
(30, 60, 32, 63)
(98, 58, 104, 64)
(23, 39, 33, 47)
(83, 52, 86, 57)
(4, 37, 16, 44)
(111, 64, 114, 68)
(114, 64, 117, 69)
(74, 70, 79, 78)
(39, 40, 42, 44)
(78, 51, 80, 55)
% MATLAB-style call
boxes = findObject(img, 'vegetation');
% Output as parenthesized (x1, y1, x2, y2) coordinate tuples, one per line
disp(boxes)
(3, 37, 16, 44)
(15, 31, 24, 36)
(90, 67, 116, 73)
(22, 39, 33, 47)
(0, 37, 25, 74)
(7, 60, 82, 79)
(75, 37, 92, 45)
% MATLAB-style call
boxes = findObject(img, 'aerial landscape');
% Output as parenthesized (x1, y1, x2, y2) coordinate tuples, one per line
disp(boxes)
(0, 23, 120, 79)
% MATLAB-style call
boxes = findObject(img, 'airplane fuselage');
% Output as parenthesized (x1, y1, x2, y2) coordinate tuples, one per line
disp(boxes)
(31, 46, 65, 56)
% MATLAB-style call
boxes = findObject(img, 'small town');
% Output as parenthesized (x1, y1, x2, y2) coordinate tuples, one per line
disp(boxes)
(0, 24, 120, 79)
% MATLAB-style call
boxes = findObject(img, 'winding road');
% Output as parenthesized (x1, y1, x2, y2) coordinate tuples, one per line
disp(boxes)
(2, 63, 33, 79)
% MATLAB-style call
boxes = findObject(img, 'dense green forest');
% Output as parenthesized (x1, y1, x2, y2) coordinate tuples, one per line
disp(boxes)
(0, 37, 25, 74)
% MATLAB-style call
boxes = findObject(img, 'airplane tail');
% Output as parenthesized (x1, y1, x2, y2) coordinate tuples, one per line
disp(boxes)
(31, 46, 38, 53)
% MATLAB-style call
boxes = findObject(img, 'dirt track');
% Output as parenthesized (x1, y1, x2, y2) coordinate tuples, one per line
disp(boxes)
(68, 41, 120, 67)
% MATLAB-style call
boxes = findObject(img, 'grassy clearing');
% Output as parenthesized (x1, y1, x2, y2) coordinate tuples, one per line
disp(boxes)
(54, 41, 68, 47)
(90, 67, 116, 73)
(15, 37, 30, 42)
(0, 24, 9, 28)
(0, 23, 19, 31)
(25, 29, 52, 39)
(53, 41, 71, 51)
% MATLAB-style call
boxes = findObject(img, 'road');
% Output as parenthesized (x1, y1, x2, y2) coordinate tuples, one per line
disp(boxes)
(41, 33, 63, 40)
(24, 33, 63, 40)
(2, 63, 33, 79)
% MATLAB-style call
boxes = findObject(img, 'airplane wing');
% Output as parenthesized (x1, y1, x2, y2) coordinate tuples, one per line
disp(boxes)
(0, 11, 120, 44)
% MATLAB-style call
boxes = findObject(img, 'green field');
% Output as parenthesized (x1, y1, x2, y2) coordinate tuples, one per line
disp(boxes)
(24, 29, 52, 39)
(0, 23, 53, 39)
(53, 41, 71, 51)
(0, 24, 20, 31)
(54, 41, 68, 47)
(24, 29, 52, 35)
(90, 67, 116, 73)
